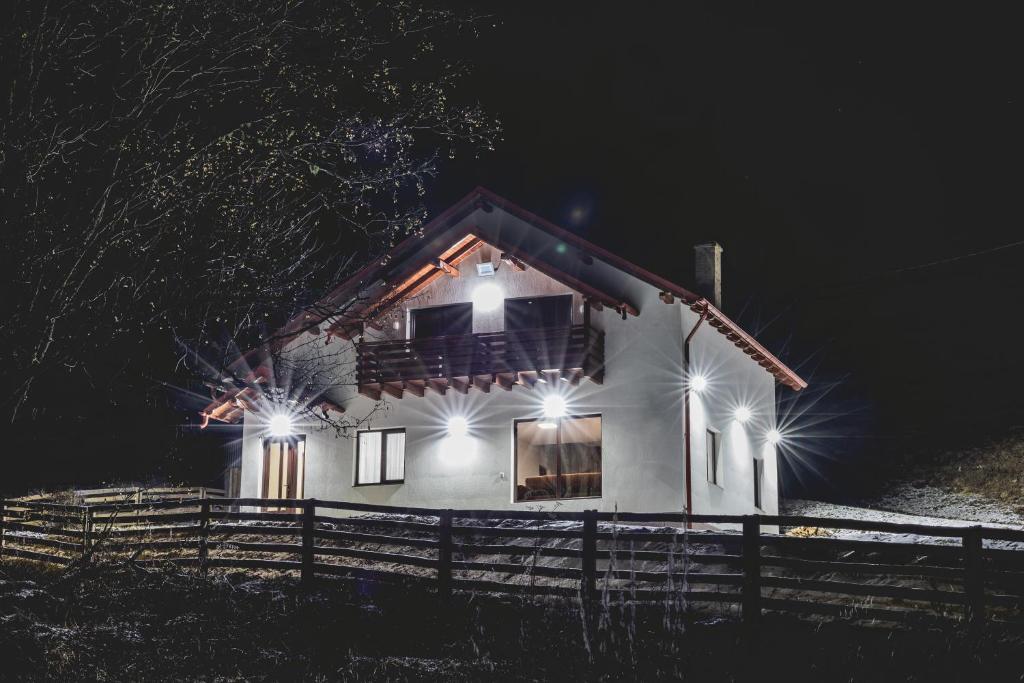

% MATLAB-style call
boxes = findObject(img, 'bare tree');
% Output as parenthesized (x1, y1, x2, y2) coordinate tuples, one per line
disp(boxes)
(0, 0, 499, 429)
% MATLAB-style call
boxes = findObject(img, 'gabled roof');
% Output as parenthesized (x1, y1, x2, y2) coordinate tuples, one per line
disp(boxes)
(203, 188, 805, 423)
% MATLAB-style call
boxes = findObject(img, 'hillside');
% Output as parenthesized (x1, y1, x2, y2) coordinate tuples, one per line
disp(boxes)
(788, 432, 1024, 528)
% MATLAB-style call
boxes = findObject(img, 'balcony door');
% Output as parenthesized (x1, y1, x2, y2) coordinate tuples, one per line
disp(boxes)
(504, 295, 572, 332)
(262, 436, 305, 504)
(411, 303, 472, 339)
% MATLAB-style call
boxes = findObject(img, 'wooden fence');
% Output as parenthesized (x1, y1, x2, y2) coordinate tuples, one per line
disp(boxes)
(3, 493, 1024, 628)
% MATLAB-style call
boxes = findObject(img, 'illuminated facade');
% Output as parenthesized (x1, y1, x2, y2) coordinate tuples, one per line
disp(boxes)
(207, 188, 806, 516)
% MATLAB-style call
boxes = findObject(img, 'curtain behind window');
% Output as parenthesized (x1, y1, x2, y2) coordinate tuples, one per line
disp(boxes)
(358, 431, 382, 484)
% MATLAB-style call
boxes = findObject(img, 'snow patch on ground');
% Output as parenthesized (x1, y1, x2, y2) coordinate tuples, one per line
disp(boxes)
(782, 498, 1024, 549)
(871, 483, 1024, 527)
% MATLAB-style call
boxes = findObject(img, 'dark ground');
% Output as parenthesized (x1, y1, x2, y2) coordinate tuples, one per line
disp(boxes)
(2, 560, 1023, 682)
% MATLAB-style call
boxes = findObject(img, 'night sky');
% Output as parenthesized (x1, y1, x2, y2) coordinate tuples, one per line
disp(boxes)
(421, 3, 1023, 497)
(4, 4, 1022, 498)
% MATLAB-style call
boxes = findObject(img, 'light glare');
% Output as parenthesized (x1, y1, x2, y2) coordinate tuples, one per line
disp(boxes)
(689, 374, 708, 393)
(472, 282, 504, 312)
(767, 429, 782, 445)
(542, 395, 567, 419)
(734, 406, 752, 424)
(448, 416, 469, 437)
(268, 413, 293, 438)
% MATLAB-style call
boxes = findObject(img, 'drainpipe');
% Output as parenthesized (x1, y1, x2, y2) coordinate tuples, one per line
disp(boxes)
(683, 301, 710, 525)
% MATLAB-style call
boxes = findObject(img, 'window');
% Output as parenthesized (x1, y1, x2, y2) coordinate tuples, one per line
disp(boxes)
(706, 428, 720, 485)
(262, 436, 305, 501)
(515, 414, 601, 501)
(504, 294, 572, 332)
(356, 429, 406, 485)
(411, 303, 472, 339)
(753, 458, 764, 510)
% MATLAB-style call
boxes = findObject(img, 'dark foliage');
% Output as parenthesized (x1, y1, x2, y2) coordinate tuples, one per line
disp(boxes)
(0, 0, 498, 489)
(1, 561, 1022, 681)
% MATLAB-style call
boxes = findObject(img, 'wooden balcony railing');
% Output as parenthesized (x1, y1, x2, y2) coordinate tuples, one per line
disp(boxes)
(357, 325, 604, 398)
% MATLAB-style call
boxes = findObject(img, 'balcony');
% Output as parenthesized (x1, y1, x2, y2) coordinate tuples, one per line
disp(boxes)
(356, 325, 604, 398)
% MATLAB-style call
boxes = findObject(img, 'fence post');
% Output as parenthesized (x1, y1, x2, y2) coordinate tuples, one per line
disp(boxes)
(438, 509, 453, 600)
(741, 515, 761, 627)
(963, 525, 984, 628)
(0, 498, 6, 564)
(198, 498, 211, 577)
(582, 509, 598, 603)
(301, 498, 315, 587)
(81, 507, 93, 563)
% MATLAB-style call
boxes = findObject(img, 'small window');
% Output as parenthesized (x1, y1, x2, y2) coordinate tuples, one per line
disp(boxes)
(706, 429, 720, 486)
(515, 414, 601, 501)
(356, 429, 406, 485)
(753, 458, 764, 510)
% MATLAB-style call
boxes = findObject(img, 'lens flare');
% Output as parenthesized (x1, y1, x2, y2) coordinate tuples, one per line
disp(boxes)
(734, 406, 752, 424)
(767, 428, 782, 445)
(689, 374, 708, 393)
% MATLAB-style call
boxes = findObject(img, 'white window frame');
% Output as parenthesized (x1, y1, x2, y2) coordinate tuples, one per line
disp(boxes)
(355, 428, 406, 486)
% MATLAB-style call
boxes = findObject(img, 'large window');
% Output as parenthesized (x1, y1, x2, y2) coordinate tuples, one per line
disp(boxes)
(411, 303, 472, 338)
(356, 429, 406, 485)
(262, 436, 305, 501)
(504, 294, 572, 332)
(706, 428, 720, 486)
(515, 414, 601, 501)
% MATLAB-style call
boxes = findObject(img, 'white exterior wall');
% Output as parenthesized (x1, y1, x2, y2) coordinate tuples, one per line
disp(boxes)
(237, 208, 781, 516)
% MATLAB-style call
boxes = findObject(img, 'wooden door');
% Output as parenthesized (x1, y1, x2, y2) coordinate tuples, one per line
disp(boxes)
(262, 436, 305, 507)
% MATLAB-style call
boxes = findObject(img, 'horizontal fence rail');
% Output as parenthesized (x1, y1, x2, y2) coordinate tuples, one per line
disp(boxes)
(3, 491, 1024, 628)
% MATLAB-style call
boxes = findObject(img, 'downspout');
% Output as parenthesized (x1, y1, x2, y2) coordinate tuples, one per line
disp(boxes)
(683, 301, 710, 525)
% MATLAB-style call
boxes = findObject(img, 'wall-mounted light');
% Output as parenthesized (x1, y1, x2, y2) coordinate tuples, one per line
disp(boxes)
(767, 429, 782, 445)
(689, 374, 708, 393)
(734, 406, 752, 424)
(447, 416, 469, 437)
(472, 282, 503, 312)
(543, 395, 567, 419)
(268, 414, 294, 438)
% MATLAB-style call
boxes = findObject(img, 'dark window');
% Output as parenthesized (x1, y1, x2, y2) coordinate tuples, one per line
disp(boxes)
(753, 458, 764, 509)
(515, 414, 601, 502)
(356, 429, 406, 485)
(706, 429, 720, 485)
(504, 295, 572, 332)
(411, 303, 472, 339)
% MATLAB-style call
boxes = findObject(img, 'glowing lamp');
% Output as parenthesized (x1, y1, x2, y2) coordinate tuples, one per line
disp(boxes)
(268, 414, 293, 438)
(472, 282, 503, 312)
(447, 416, 469, 437)
(767, 429, 782, 445)
(537, 421, 558, 430)
(734, 406, 752, 424)
(542, 395, 567, 419)
(689, 374, 708, 393)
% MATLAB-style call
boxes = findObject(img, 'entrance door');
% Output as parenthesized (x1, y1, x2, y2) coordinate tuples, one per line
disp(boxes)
(262, 436, 305, 506)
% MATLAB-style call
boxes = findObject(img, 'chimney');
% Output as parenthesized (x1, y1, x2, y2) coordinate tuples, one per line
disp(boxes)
(694, 242, 723, 309)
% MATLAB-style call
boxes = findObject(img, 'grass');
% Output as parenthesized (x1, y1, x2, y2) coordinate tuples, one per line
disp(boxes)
(2, 558, 1024, 681)
(899, 432, 1024, 514)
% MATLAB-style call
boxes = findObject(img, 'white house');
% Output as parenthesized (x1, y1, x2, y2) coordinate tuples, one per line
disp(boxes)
(203, 188, 806, 517)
